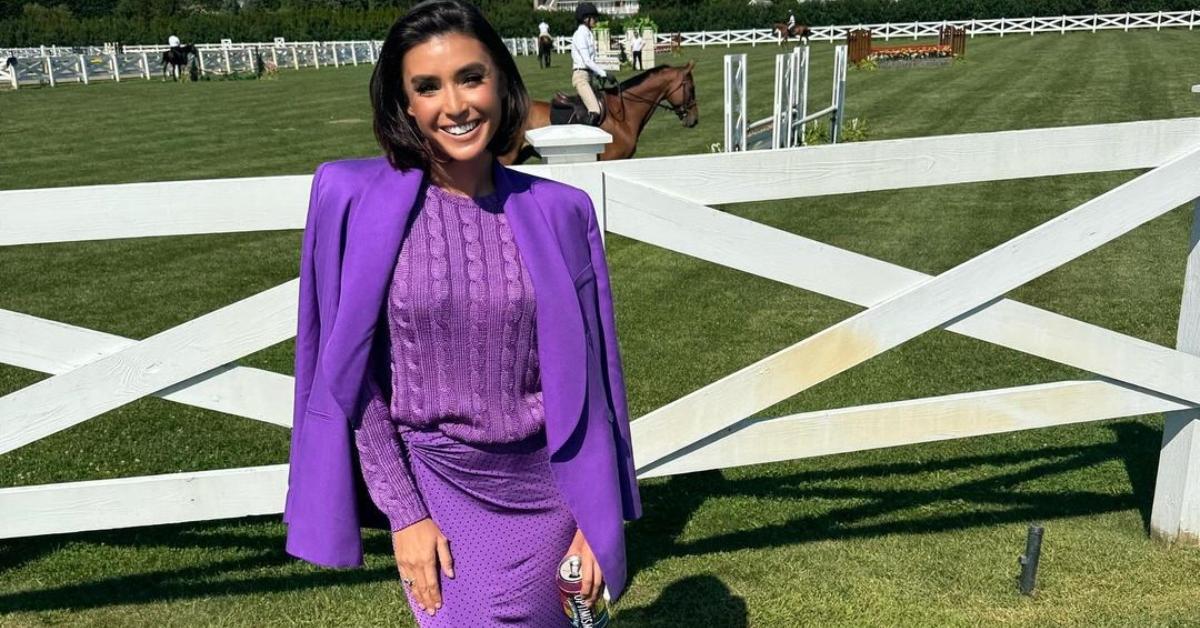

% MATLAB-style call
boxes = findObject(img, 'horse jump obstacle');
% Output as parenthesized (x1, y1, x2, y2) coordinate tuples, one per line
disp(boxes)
(724, 44, 848, 152)
(848, 25, 967, 65)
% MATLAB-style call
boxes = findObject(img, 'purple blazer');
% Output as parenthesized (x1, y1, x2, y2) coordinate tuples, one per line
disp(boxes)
(282, 156, 643, 601)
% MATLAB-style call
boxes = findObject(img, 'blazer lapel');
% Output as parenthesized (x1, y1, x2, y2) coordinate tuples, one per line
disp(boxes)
(316, 162, 424, 421)
(495, 162, 587, 455)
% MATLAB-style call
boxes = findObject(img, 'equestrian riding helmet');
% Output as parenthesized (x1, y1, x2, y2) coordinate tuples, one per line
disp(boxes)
(575, 2, 600, 23)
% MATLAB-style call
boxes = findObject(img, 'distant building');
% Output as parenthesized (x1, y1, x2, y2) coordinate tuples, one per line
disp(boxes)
(534, 0, 640, 16)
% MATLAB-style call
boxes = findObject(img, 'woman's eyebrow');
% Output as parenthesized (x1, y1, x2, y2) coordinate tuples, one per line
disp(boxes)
(455, 62, 488, 76)
(408, 63, 487, 85)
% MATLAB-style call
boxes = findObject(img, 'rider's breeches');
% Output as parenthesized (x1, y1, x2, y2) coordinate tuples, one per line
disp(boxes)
(572, 70, 601, 114)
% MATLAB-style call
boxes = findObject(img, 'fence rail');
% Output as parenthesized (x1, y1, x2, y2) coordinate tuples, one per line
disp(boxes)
(3, 117, 1200, 544)
(650, 10, 1200, 48)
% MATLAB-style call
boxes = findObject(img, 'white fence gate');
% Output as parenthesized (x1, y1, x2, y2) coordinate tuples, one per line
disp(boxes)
(3, 117, 1200, 543)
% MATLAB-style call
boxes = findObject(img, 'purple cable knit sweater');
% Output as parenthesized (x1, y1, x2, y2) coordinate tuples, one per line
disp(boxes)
(352, 183, 545, 532)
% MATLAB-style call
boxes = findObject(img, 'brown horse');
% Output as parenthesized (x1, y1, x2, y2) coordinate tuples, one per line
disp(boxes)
(772, 23, 813, 45)
(501, 61, 699, 164)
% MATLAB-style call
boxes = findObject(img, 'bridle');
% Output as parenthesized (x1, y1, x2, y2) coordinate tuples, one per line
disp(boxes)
(610, 71, 696, 122)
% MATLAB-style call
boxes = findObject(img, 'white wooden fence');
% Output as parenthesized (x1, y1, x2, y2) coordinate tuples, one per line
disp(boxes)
(2, 117, 1200, 543)
(655, 10, 1200, 47)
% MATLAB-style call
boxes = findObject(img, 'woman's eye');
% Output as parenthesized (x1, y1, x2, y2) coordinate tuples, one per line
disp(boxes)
(464, 74, 484, 85)
(415, 83, 437, 94)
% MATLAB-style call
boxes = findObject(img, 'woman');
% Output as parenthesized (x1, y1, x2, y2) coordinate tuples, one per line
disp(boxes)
(281, 0, 642, 624)
(570, 2, 610, 126)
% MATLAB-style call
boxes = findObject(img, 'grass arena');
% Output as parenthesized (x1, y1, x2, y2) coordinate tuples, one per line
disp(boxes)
(4, 27, 1200, 625)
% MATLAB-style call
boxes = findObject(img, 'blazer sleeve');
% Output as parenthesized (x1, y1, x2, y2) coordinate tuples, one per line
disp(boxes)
(284, 162, 328, 524)
(581, 191, 643, 521)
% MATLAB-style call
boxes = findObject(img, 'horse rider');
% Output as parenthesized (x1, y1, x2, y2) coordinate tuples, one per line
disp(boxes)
(538, 19, 552, 68)
(168, 34, 182, 51)
(571, 1, 614, 126)
(787, 9, 796, 36)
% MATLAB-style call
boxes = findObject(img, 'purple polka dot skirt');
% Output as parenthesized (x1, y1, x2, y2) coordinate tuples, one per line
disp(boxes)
(400, 427, 577, 626)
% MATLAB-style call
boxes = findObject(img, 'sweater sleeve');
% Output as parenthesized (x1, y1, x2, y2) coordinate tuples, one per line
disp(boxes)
(353, 374, 430, 532)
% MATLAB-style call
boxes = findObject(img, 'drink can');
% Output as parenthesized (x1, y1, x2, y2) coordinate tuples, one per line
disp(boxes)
(557, 554, 612, 628)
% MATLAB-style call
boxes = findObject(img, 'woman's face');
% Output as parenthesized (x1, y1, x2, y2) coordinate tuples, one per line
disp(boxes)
(402, 32, 503, 166)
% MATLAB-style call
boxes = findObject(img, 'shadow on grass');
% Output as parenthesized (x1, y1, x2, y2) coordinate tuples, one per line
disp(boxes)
(0, 419, 1161, 615)
(616, 574, 747, 627)
(626, 419, 1161, 579)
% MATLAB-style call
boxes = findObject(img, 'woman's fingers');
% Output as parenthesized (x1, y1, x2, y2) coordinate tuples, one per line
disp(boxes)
(589, 556, 604, 606)
(437, 536, 455, 579)
(580, 554, 594, 606)
(421, 559, 442, 612)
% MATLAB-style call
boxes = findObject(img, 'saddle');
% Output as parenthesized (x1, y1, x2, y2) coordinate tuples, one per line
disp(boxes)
(550, 91, 607, 126)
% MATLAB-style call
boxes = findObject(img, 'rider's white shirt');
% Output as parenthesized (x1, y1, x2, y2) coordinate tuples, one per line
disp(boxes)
(631, 36, 643, 52)
(538, 22, 550, 36)
(571, 24, 605, 76)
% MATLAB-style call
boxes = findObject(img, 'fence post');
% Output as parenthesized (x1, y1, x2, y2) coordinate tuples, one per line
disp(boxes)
(78, 54, 88, 84)
(350, 43, 358, 66)
(271, 46, 278, 68)
(368, 40, 376, 63)
(1125, 12, 1130, 32)
(291, 46, 299, 70)
(970, 19, 976, 37)
(1093, 14, 1098, 33)
(1150, 199, 1200, 546)
(332, 44, 340, 68)
(44, 55, 55, 87)
(798, 45, 809, 144)
(312, 43, 320, 69)
(701, 31, 706, 49)
(1158, 11, 1163, 31)
(1060, 15, 1066, 34)
(524, 126, 612, 165)
(830, 44, 846, 144)
(1000, 18, 1006, 37)
(223, 48, 231, 75)
(245, 47, 253, 71)
(110, 52, 119, 82)
(140, 51, 149, 79)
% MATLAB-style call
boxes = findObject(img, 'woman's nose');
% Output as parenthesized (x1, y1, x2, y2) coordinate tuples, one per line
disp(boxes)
(442, 87, 467, 116)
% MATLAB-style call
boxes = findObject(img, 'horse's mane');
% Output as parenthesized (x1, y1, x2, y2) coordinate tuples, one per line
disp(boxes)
(600, 65, 677, 94)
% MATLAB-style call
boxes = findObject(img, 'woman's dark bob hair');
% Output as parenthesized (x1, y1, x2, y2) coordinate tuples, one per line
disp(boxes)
(370, 0, 530, 171)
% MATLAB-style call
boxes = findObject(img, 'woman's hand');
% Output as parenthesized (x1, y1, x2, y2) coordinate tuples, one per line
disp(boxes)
(392, 518, 454, 616)
(565, 528, 604, 606)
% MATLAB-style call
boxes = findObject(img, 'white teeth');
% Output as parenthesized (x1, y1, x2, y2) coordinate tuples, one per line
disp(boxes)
(445, 120, 480, 136)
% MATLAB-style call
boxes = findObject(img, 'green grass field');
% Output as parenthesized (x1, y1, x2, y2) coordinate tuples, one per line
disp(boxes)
(4, 28, 1200, 626)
